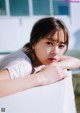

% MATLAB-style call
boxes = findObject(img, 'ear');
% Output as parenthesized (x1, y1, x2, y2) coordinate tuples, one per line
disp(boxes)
(32, 45, 35, 50)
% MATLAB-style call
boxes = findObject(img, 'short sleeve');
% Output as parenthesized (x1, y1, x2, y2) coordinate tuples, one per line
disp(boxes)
(6, 60, 32, 79)
(0, 50, 33, 79)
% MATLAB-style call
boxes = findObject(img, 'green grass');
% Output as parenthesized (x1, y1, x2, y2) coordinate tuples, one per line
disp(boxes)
(0, 52, 11, 55)
(66, 50, 80, 59)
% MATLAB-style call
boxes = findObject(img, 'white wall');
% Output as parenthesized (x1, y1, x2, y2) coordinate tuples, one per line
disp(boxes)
(70, 2, 80, 49)
(0, 3, 80, 53)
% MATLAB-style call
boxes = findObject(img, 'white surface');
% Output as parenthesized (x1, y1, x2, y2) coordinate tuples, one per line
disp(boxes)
(0, 71, 76, 113)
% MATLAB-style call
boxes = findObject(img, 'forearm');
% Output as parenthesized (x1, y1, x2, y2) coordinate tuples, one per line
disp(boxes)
(0, 73, 40, 97)
(0, 65, 67, 97)
(58, 55, 80, 70)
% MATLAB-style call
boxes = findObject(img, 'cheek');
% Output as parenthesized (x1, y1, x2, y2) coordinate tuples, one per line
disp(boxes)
(58, 50, 65, 57)
(34, 46, 45, 57)
(57, 53, 63, 61)
(38, 45, 49, 54)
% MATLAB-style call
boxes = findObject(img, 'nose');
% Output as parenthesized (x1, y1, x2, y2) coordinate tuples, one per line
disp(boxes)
(51, 46, 59, 55)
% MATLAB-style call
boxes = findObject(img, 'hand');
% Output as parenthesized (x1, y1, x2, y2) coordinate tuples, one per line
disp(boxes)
(37, 65, 68, 86)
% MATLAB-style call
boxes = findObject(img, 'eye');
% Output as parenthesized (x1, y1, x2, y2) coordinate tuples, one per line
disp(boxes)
(59, 44, 65, 49)
(46, 42, 53, 46)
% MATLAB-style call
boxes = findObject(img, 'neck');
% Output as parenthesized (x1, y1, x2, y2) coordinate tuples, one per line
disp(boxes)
(32, 59, 43, 67)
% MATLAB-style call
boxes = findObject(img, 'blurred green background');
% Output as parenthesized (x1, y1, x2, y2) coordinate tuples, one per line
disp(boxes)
(66, 50, 80, 59)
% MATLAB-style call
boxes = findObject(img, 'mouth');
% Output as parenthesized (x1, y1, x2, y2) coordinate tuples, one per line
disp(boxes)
(48, 57, 57, 62)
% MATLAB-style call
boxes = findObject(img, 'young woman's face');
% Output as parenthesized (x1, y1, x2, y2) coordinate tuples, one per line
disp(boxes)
(32, 30, 67, 65)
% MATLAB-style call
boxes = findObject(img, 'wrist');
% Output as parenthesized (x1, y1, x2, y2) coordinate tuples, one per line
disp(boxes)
(35, 72, 46, 86)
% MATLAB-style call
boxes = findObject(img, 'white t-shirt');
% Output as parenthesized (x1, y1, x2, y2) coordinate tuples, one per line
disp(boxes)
(0, 49, 33, 79)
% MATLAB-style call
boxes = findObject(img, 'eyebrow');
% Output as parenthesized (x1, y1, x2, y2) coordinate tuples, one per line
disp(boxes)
(46, 38, 65, 44)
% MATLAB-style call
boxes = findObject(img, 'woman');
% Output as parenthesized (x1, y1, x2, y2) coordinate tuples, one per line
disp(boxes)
(0, 17, 80, 97)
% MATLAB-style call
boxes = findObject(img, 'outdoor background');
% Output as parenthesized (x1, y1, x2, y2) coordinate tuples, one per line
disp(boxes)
(0, 0, 80, 112)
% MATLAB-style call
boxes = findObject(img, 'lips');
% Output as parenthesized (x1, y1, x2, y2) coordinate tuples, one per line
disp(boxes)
(48, 57, 57, 62)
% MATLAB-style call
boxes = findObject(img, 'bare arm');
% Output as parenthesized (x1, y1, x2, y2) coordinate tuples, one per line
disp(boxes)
(0, 70, 39, 97)
(58, 55, 80, 70)
(0, 65, 67, 97)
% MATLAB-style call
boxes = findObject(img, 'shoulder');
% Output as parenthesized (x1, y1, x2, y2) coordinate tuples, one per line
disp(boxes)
(0, 49, 33, 78)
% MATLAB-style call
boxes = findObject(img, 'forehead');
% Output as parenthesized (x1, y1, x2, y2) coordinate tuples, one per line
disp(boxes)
(46, 30, 65, 43)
